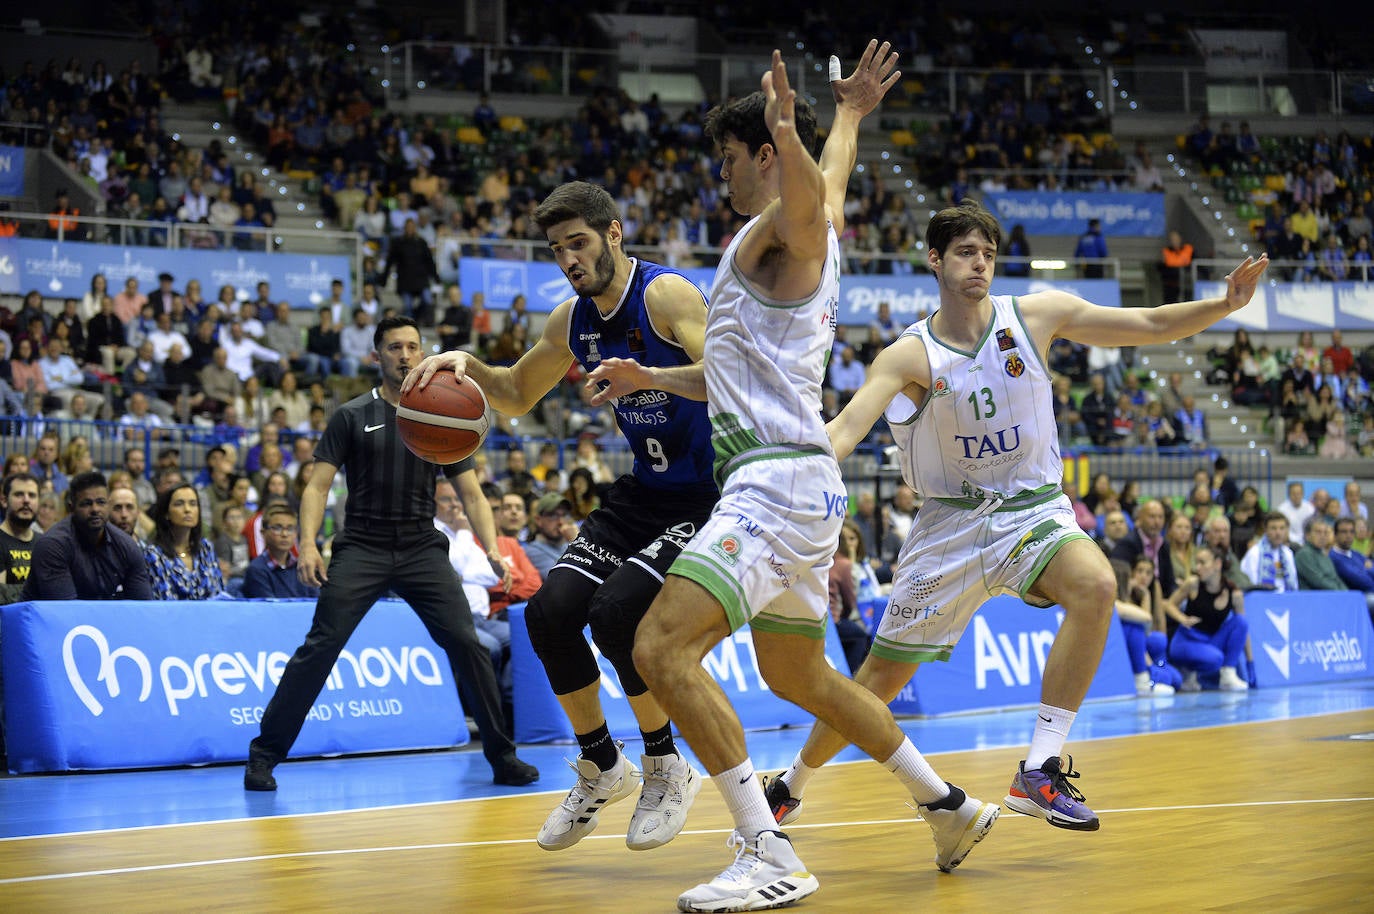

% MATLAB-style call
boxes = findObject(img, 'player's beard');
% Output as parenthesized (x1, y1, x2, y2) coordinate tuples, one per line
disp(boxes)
(580, 242, 617, 298)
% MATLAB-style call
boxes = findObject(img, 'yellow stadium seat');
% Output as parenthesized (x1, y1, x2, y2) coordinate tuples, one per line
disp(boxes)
(889, 129, 917, 147)
(456, 126, 486, 145)
(499, 115, 527, 133)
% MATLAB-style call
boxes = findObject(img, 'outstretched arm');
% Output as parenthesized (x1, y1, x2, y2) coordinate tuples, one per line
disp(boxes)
(402, 301, 575, 414)
(820, 39, 900, 237)
(826, 334, 927, 459)
(1027, 255, 1270, 348)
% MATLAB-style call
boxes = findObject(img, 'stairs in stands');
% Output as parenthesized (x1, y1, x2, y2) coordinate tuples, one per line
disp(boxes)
(1135, 342, 1268, 449)
(156, 99, 335, 253)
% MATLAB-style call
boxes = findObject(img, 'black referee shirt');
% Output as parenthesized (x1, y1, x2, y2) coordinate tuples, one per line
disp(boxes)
(315, 387, 475, 527)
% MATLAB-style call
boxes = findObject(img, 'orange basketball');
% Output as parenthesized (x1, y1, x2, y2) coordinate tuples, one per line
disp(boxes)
(396, 372, 491, 464)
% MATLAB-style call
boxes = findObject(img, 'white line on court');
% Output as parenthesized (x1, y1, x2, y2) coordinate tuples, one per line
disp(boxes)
(2, 796, 1371, 886)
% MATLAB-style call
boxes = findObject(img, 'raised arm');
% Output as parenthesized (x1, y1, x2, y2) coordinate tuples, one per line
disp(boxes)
(820, 39, 900, 236)
(760, 49, 828, 263)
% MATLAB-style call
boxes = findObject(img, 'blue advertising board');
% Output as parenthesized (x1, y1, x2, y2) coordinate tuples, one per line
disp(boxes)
(981, 191, 1167, 236)
(0, 237, 350, 306)
(1201, 280, 1374, 331)
(887, 596, 1136, 716)
(1, 599, 468, 773)
(460, 257, 1121, 327)
(508, 602, 853, 744)
(1246, 591, 1372, 686)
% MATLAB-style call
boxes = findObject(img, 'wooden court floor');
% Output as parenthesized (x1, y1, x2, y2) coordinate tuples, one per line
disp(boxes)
(2, 710, 1371, 913)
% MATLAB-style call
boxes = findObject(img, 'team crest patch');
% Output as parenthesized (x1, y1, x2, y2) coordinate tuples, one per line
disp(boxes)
(931, 375, 952, 397)
(996, 328, 1016, 351)
(626, 326, 647, 354)
(710, 534, 742, 566)
(1004, 353, 1026, 378)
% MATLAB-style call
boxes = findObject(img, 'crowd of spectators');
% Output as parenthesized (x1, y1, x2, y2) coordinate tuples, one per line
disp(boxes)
(1180, 115, 1374, 281)
(1208, 328, 1374, 456)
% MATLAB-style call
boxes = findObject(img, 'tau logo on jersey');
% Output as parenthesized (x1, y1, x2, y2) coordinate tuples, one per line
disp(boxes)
(931, 375, 952, 397)
(996, 327, 1016, 352)
(954, 425, 1022, 459)
(710, 534, 742, 566)
(1004, 353, 1025, 378)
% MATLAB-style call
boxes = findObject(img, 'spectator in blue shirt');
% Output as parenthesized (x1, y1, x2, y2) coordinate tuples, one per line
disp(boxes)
(1330, 518, 1374, 603)
(1074, 218, 1109, 278)
(241, 502, 317, 599)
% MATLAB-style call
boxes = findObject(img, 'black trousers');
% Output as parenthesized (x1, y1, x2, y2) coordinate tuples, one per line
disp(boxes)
(250, 521, 517, 769)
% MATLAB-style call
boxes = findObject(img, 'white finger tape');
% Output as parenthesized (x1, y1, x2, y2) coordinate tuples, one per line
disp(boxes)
(828, 55, 841, 82)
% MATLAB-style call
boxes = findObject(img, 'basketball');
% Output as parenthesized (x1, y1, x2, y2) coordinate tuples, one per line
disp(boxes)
(396, 371, 491, 464)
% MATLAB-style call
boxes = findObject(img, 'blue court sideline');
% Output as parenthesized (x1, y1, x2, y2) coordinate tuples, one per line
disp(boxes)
(3, 679, 1372, 840)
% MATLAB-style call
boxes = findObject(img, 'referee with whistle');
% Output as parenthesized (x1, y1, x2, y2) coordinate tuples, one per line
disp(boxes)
(245, 315, 538, 790)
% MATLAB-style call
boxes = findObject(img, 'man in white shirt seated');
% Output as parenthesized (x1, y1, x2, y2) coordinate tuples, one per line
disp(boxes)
(38, 337, 104, 414)
(433, 477, 513, 714)
(219, 318, 285, 385)
(146, 311, 192, 364)
(1275, 481, 1315, 547)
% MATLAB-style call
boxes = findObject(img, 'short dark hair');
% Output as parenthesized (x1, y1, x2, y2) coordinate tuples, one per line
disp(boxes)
(374, 314, 419, 350)
(1263, 511, 1288, 528)
(704, 90, 817, 159)
(67, 470, 109, 507)
(2, 471, 39, 498)
(926, 200, 1002, 256)
(1335, 517, 1356, 535)
(533, 181, 620, 234)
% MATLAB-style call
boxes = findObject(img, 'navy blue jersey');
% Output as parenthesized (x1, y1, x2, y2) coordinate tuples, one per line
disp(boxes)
(567, 258, 715, 491)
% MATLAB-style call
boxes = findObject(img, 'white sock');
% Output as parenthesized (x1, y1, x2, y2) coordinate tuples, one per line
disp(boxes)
(781, 755, 820, 798)
(1025, 703, 1076, 770)
(1133, 670, 1151, 689)
(714, 759, 776, 842)
(881, 737, 948, 806)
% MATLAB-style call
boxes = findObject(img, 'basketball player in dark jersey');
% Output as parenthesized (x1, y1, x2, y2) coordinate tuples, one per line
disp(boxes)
(406, 181, 717, 852)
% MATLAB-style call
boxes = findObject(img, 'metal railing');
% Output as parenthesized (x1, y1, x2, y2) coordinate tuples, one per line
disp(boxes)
(381, 41, 1371, 117)
(0, 209, 363, 261)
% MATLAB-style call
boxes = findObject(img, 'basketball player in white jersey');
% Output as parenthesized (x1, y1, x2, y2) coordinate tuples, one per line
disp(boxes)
(764, 201, 1269, 834)
(592, 44, 999, 912)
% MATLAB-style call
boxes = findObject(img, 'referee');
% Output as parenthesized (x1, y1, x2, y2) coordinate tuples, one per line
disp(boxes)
(245, 315, 538, 790)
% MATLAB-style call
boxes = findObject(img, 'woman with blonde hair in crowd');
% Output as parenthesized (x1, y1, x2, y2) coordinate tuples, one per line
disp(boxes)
(59, 437, 96, 478)
(35, 490, 63, 533)
(829, 520, 877, 675)
(1166, 510, 1198, 587)
(144, 482, 224, 600)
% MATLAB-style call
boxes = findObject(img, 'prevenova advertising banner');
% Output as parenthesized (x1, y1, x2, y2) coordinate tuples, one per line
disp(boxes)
(887, 596, 1136, 716)
(1246, 591, 1372, 687)
(1200, 279, 1374, 331)
(1, 600, 468, 773)
(0, 238, 351, 306)
(508, 603, 852, 744)
(980, 191, 1166, 237)
(460, 258, 1122, 325)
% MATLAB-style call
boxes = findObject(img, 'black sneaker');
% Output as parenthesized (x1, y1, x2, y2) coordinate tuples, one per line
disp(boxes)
(493, 756, 540, 786)
(244, 759, 278, 791)
(762, 775, 802, 826)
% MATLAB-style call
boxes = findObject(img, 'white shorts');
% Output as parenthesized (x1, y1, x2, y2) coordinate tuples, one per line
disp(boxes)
(670, 454, 846, 639)
(871, 493, 1091, 663)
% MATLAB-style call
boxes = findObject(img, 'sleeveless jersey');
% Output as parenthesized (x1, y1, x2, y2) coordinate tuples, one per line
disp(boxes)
(704, 216, 841, 483)
(886, 294, 1061, 502)
(566, 257, 715, 491)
